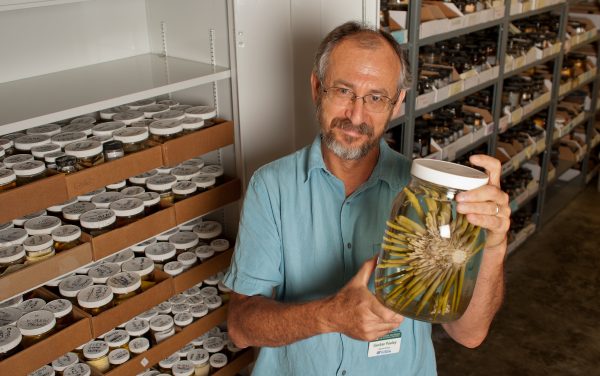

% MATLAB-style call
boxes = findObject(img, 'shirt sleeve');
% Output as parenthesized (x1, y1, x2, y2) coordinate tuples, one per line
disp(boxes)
(223, 170, 283, 297)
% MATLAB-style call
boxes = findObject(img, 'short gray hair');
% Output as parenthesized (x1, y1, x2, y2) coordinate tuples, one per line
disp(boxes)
(313, 21, 412, 93)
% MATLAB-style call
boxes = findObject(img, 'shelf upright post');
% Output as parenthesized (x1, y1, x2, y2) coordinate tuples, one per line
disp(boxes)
(581, 38, 600, 178)
(536, 1, 568, 228)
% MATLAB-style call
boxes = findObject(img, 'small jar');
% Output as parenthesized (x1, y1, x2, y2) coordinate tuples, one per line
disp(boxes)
(13, 160, 47, 185)
(91, 191, 125, 209)
(83, 341, 110, 373)
(129, 169, 158, 187)
(45, 151, 67, 170)
(104, 249, 135, 267)
(88, 263, 121, 284)
(203, 274, 220, 288)
(24, 216, 62, 236)
(173, 181, 198, 202)
(103, 140, 125, 161)
(125, 318, 151, 340)
(47, 198, 78, 220)
(128, 337, 150, 355)
(56, 156, 82, 175)
(100, 106, 131, 120)
(110, 198, 145, 227)
(190, 304, 209, 321)
(59, 275, 94, 303)
(28, 365, 55, 376)
(122, 257, 156, 291)
(51, 132, 87, 148)
(139, 104, 170, 118)
(209, 353, 228, 373)
(146, 174, 177, 208)
(19, 298, 46, 314)
(23, 234, 55, 263)
(0, 139, 15, 157)
(226, 341, 243, 360)
(131, 238, 156, 254)
(156, 302, 172, 314)
(203, 337, 225, 355)
(17, 310, 57, 348)
(106, 180, 126, 192)
(27, 124, 61, 137)
(171, 166, 201, 181)
(169, 294, 188, 305)
(194, 246, 215, 263)
(80, 209, 117, 237)
(187, 348, 210, 376)
(0, 227, 28, 246)
(136, 308, 159, 322)
(199, 165, 224, 185)
(51, 352, 79, 374)
(204, 295, 222, 311)
(3, 154, 34, 169)
(112, 111, 145, 126)
(185, 106, 217, 120)
(135, 192, 161, 216)
(107, 272, 142, 305)
(184, 286, 201, 297)
(14, 134, 51, 153)
(0, 169, 16, 191)
(31, 144, 61, 161)
(43, 299, 75, 330)
(77, 285, 114, 315)
(113, 127, 151, 154)
(192, 175, 216, 192)
(63, 363, 91, 376)
(181, 118, 205, 134)
(178, 252, 197, 271)
(0, 245, 25, 274)
(121, 186, 145, 197)
(164, 261, 184, 276)
(108, 348, 130, 369)
(51, 225, 82, 253)
(157, 165, 176, 174)
(158, 353, 180, 373)
(177, 343, 195, 358)
(169, 232, 199, 255)
(149, 120, 184, 143)
(104, 329, 130, 350)
(193, 221, 223, 243)
(78, 188, 106, 202)
(149, 315, 175, 344)
(145, 242, 177, 270)
(174, 312, 193, 331)
(210, 239, 230, 253)
(172, 360, 195, 376)
(92, 121, 126, 137)
(62, 202, 96, 226)
(152, 110, 186, 121)
(0, 306, 22, 327)
(0, 325, 22, 360)
(171, 303, 190, 315)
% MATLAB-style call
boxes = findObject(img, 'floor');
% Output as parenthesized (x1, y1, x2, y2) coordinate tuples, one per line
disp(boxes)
(433, 183, 600, 376)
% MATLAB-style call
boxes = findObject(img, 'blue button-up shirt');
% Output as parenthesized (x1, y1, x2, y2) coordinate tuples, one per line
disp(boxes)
(224, 136, 437, 376)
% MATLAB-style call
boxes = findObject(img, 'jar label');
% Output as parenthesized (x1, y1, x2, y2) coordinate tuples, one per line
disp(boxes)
(178, 252, 197, 264)
(92, 192, 124, 204)
(126, 318, 148, 333)
(200, 287, 218, 297)
(89, 263, 120, 278)
(123, 256, 154, 272)
(149, 314, 173, 329)
(152, 110, 185, 120)
(132, 170, 158, 179)
(0, 245, 24, 258)
(136, 308, 159, 321)
(173, 181, 197, 191)
(63, 363, 90, 376)
(80, 209, 116, 223)
(158, 353, 179, 367)
(0, 307, 23, 326)
(63, 202, 96, 216)
(28, 365, 55, 376)
(188, 349, 209, 363)
(171, 303, 190, 313)
(53, 225, 81, 238)
(53, 352, 78, 368)
(156, 302, 172, 312)
(24, 234, 53, 247)
(168, 294, 188, 305)
(26, 216, 61, 231)
(172, 166, 200, 177)
(105, 249, 134, 264)
(16, 134, 50, 145)
(209, 353, 228, 367)
(85, 340, 108, 355)
(121, 186, 145, 197)
(148, 174, 177, 185)
(111, 198, 143, 211)
(203, 336, 224, 350)
(61, 275, 93, 291)
(13, 160, 43, 171)
(195, 221, 222, 234)
(79, 285, 111, 302)
(186, 294, 203, 304)
(146, 242, 175, 256)
(19, 310, 54, 329)
(108, 272, 139, 288)
(211, 239, 229, 250)
(44, 299, 72, 314)
(114, 127, 147, 137)
(174, 312, 192, 325)
(170, 231, 198, 245)
(171, 361, 194, 373)
(0, 169, 15, 179)
(204, 295, 222, 307)
(109, 348, 129, 362)
(52, 132, 87, 142)
(66, 140, 99, 152)
(129, 337, 149, 352)
(190, 304, 208, 317)
(105, 330, 129, 345)
(113, 111, 144, 121)
(19, 298, 46, 312)
(32, 144, 60, 153)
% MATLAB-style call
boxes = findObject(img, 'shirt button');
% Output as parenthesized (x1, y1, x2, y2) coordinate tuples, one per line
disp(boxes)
(347, 243, 351, 249)
(342, 371, 347, 376)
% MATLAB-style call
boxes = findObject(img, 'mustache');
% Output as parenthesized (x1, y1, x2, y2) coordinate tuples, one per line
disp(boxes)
(331, 118, 374, 137)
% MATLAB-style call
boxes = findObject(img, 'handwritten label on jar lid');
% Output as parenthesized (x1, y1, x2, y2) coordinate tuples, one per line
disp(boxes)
(17, 309, 56, 336)
(121, 186, 145, 197)
(178, 252, 197, 266)
(192, 174, 216, 188)
(171, 303, 190, 315)
(122, 256, 154, 276)
(145, 242, 176, 261)
(110, 198, 144, 217)
(149, 119, 183, 135)
(200, 286, 218, 298)
(104, 249, 135, 265)
(0, 168, 16, 185)
(104, 329, 129, 347)
(146, 173, 177, 191)
(91, 121, 126, 136)
(171, 360, 195, 375)
(62, 202, 96, 220)
(0, 244, 25, 263)
(0, 228, 28, 246)
(172, 181, 197, 195)
(51, 225, 81, 243)
(108, 348, 130, 365)
(88, 263, 121, 283)
(77, 187, 106, 201)
(136, 308, 159, 321)
(129, 169, 158, 184)
(193, 221, 222, 239)
(195, 245, 215, 260)
(181, 117, 205, 130)
(63, 363, 91, 376)
(18, 298, 46, 313)
(77, 285, 113, 309)
(203, 336, 225, 352)
(31, 143, 61, 158)
(185, 106, 217, 119)
(0, 295, 23, 309)
(187, 348, 209, 365)
(205, 295, 222, 309)
(157, 227, 179, 241)
(28, 365, 55, 376)
(91, 192, 125, 207)
(23, 234, 53, 252)
(152, 109, 186, 121)
(3, 153, 34, 168)
(14, 134, 51, 150)
(174, 312, 193, 327)
(0, 324, 22, 353)
(158, 353, 180, 369)
(59, 275, 94, 298)
(149, 314, 174, 332)
(184, 287, 202, 299)
(0, 307, 23, 326)
(113, 127, 149, 143)
(156, 302, 172, 314)
(135, 192, 160, 208)
(64, 140, 103, 158)
(168, 294, 187, 305)
(83, 340, 109, 358)
(27, 123, 62, 136)
(69, 116, 96, 125)
(200, 164, 224, 177)
(52, 352, 79, 371)
(164, 261, 183, 276)
(169, 232, 199, 249)
(171, 166, 200, 181)
(209, 353, 228, 368)
(129, 337, 150, 354)
(210, 239, 230, 252)
(12, 160, 46, 176)
(177, 343, 195, 358)
(125, 318, 149, 336)
(24, 216, 62, 235)
(51, 131, 87, 147)
(80, 209, 116, 229)
(108, 271, 141, 294)
(43, 299, 72, 318)
(189, 304, 208, 318)
(112, 110, 145, 124)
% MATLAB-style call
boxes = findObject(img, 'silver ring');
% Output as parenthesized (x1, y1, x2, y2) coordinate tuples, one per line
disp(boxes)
(495, 203, 500, 216)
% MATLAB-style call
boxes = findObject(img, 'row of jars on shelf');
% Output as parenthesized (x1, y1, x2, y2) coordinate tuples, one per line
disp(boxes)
(501, 166, 536, 201)
(0, 97, 217, 191)
(507, 14, 560, 57)
(508, 202, 535, 243)
(502, 66, 551, 113)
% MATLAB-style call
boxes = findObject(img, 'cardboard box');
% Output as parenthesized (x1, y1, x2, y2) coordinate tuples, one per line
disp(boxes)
(174, 178, 242, 224)
(416, 90, 436, 110)
(478, 65, 499, 85)
(460, 69, 479, 91)
(102, 305, 228, 376)
(510, 107, 524, 127)
(173, 248, 233, 293)
(162, 120, 234, 166)
(64, 146, 163, 197)
(504, 55, 514, 73)
(87, 207, 176, 260)
(0, 172, 67, 224)
(0, 240, 92, 302)
(213, 350, 254, 376)
(513, 55, 527, 70)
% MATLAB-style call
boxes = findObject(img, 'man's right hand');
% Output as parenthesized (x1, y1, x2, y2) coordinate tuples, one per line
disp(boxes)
(320, 257, 404, 341)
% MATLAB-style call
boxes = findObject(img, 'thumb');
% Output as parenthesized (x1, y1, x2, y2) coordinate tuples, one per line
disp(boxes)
(352, 256, 378, 286)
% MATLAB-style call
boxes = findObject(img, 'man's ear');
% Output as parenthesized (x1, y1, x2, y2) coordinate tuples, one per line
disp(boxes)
(310, 72, 320, 104)
(391, 90, 406, 118)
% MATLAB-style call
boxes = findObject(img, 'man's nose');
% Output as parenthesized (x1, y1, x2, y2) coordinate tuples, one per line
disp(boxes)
(344, 97, 366, 126)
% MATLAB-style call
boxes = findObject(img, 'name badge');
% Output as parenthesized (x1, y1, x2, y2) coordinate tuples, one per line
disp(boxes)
(367, 330, 401, 357)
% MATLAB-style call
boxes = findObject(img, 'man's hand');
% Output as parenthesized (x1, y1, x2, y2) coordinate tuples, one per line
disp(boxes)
(322, 257, 404, 342)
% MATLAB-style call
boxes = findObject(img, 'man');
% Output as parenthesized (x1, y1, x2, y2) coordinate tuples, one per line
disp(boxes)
(223, 21, 510, 375)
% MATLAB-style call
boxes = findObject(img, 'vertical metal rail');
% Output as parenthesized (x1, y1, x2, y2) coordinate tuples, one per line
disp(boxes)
(160, 21, 172, 99)
(209, 28, 223, 167)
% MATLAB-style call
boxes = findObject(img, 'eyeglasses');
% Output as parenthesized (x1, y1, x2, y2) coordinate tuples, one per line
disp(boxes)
(321, 85, 398, 113)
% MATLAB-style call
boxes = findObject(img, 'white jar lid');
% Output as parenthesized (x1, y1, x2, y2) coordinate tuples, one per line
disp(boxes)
(77, 284, 113, 308)
(43, 299, 72, 319)
(50, 132, 87, 148)
(62, 202, 96, 220)
(0, 222, 13, 231)
(146, 174, 177, 191)
(51, 225, 82, 243)
(89, 134, 113, 144)
(129, 169, 158, 185)
(131, 237, 157, 253)
(136, 308, 159, 321)
(129, 337, 150, 354)
(113, 111, 145, 125)
(130, 119, 155, 129)
(0, 295, 23, 309)
(192, 175, 216, 188)
(0, 306, 22, 326)
(0, 324, 21, 353)
(177, 252, 197, 266)
(191, 333, 209, 347)
(110, 198, 144, 217)
(122, 257, 154, 276)
(156, 165, 176, 174)
(169, 294, 188, 305)
(24, 216, 62, 235)
(64, 140, 103, 159)
(3, 153, 34, 168)
(181, 117, 205, 131)
(23, 234, 53, 252)
(210, 239, 230, 252)
(186, 296, 204, 307)
(149, 314, 174, 332)
(83, 340, 109, 359)
(125, 318, 149, 336)
(104, 249, 135, 265)
(29, 365, 56, 376)
(171, 166, 200, 181)
(195, 245, 215, 260)
(203, 336, 224, 352)
(0, 244, 25, 263)
(3, 133, 26, 141)
(100, 105, 131, 120)
(149, 120, 183, 135)
(45, 273, 74, 288)
(127, 99, 156, 110)
(411, 159, 490, 191)
(69, 116, 96, 126)
(91, 192, 125, 209)
(139, 104, 170, 118)
(48, 198, 78, 212)
(199, 164, 224, 178)
(113, 127, 149, 144)
(104, 329, 130, 347)
(91, 121, 126, 137)
(171, 303, 190, 315)
(80, 209, 116, 229)
(0, 139, 13, 150)
(183, 286, 201, 297)
(63, 363, 91, 376)
(158, 353, 180, 369)
(204, 295, 222, 309)
(108, 348, 130, 365)
(157, 227, 179, 241)
(157, 99, 179, 107)
(156, 302, 172, 314)
(200, 286, 218, 297)
(13, 160, 46, 177)
(88, 263, 121, 283)
(59, 275, 94, 298)
(187, 348, 209, 366)
(171, 360, 195, 376)
(17, 309, 56, 336)
(181, 157, 205, 169)
(78, 188, 106, 202)
(178, 217, 203, 232)
(163, 261, 183, 276)
(185, 106, 217, 120)
(27, 124, 62, 137)
(169, 232, 199, 250)
(108, 271, 142, 294)
(152, 110, 186, 121)
(106, 180, 126, 190)
(177, 343, 195, 358)
(18, 298, 47, 313)
(0, 168, 16, 185)
(14, 134, 51, 151)
(193, 221, 222, 239)
(0, 228, 28, 246)
(170, 105, 192, 112)
(174, 312, 193, 327)
(31, 143, 61, 159)
(145, 242, 176, 261)
(189, 304, 208, 319)
(121, 186, 145, 197)
(51, 352, 78, 371)
(45, 151, 67, 164)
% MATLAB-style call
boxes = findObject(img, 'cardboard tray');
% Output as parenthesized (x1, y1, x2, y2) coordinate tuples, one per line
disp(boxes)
(102, 305, 228, 376)
(174, 177, 242, 224)
(0, 240, 93, 302)
(172, 248, 234, 294)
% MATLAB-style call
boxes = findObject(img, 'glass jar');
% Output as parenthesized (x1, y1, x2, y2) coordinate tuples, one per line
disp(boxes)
(139, 104, 170, 118)
(45, 151, 67, 170)
(43, 299, 75, 330)
(59, 275, 94, 303)
(131, 237, 157, 254)
(47, 198, 78, 221)
(156, 301, 172, 315)
(158, 353, 180, 373)
(164, 261, 184, 276)
(174, 312, 193, 331)
(14, 134, 51, 153)
(112, 111, 145, 126)
(107, 272, 143, 305)
(177, 252, 197, 271)
(122, 257, 156, 291)
(104, 249, 135, 267)
(171, 303, 190, 315)
(204, 295, 222, 311)
(83, 341, 110, 372)
(62, 202, 96, 226)
(172, 360, 195, 376)
(113, 127, 151, 154)
(3, 154, 33, 169)
(145, 242, 177, 270)
(108, 348, 130, 369)
(0, 307, 22, 327)
(194, 245, 215, 263)
(152, 110, 186, 121)
(181, 118, 205, 134)
(23, 234, 55, 263)
(136, 192, 161, 216)
(0, 168, 16, 192)
(104, 329, 130, 350)
(169, 232, 199, 255)
(193, 221, 223, 243)
(56, 155, 81, 174)
(125, 318, 151, 340)
(146, 174, 177, 208)
(77, 285, 114, 315)
(19, 298, 46, 314)
(0, 245, 25, 274)
(88, 263, 121, 284)
(199, 165, 224, 185)
(129, 170, 158, 187)
(51, 352, 79, 374)
(121, 186, 145, 197)
(149, 120, 184, 143)
(24, 216, 62, 236)
(177, 343, 195, 358)
(185, 106, 216, 120)
(103, 140, 125, 161)
(128, 337, 150, 355)
(136, 308, 159, 322)
(149, 315, 175, 344)
(91, 191, 125, 209)
(92, 121, 126, 137)
(13, 160, 48, 185)
(375, 159, 489, 323)
(106, 180, 126, 192)
(63, 363, 91, 376)
(17, 310, 56, 348)
(189, 304, 208, 321)
(210, 239, 229, 253)
(0, 325, 22, 360)
(173, 181, 198, 202)
(80, 209, 117, 237)
(0, 227, 28, 246)
(31, 144, 61, 161)
(187, 348, 210, 376)
(209, 353, 228, 373)
(110, 198, 145, 227)
(51, 132, 87, 148)
(171, 166, 201, 181)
